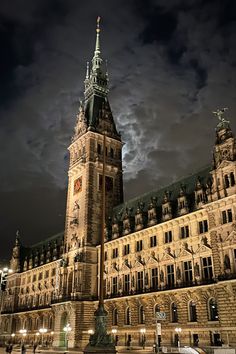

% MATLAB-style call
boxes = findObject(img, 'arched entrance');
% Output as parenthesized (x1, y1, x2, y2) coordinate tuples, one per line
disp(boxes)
(59, 312, 68, 347)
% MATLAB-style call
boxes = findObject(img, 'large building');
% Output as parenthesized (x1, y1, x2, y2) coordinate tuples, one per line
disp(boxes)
(1, 20, 236, 350)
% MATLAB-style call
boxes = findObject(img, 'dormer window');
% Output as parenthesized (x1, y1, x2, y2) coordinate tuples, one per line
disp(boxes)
(162, 191, 172, 221)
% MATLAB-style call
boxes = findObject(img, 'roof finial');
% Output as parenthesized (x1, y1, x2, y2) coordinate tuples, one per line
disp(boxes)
(94, 16, 101, 57)
(86, 61, 89, 79)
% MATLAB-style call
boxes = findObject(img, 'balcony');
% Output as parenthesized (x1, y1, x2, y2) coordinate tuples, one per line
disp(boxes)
(105, 278, 217, 299)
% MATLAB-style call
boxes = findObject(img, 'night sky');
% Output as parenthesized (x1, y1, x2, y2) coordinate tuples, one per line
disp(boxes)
(1, 0, 236, 262)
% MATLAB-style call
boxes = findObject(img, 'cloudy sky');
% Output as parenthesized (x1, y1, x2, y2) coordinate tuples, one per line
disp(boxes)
(0, 0, 236, 261)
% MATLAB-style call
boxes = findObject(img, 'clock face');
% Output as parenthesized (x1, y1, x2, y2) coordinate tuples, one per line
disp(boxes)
(74, 176, 82, 194)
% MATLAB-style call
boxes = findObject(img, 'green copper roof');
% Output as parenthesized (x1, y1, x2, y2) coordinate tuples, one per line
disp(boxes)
(113, 165, 212, 221)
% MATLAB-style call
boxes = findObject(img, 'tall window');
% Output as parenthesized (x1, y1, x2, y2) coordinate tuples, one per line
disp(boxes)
(112, 277, 118, 295)
(112, 308, 118, 325)
(222, 209, 233, 224)
(124, 274, 130, 293)
(97, 144, 101, 154)
(136, 240, 143, 252)
(164, 231, 172, 243)
(208, 298, 219, 321)
(110, 147, 114, 158)
(150, 235, 157, 247)
(184, 261, 193, 283)
(202, 257, 213, 280)
(180, 225, 189, 239)
(199, 220, 208, 234)
(124, 244, 130, 256)
(151, 268, 158, 289)
(112, 248, 118, 258)
(137, 271, 144, 291)
(224, 175, 230, 188)
(167, 264, 174, 287)
(189, 301, 197, 322)
(230, 172, 235, 186)
(171, 303, 178, 323)
(138, 305, 145, 324)
(125, 307, 131, 325)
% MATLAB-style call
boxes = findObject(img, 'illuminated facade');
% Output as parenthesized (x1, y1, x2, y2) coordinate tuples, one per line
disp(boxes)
(1, 21, 236, 349)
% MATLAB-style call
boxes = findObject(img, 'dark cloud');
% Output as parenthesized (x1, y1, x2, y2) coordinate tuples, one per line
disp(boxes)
(0, 0, 236, 261)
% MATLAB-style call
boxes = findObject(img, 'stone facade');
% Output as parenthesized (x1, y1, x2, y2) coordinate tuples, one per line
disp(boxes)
(1, 22, 236, 350)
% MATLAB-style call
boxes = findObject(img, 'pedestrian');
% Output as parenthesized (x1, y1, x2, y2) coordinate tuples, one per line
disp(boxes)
(5, 344, 9, 353)
(8, 344, 13, 354)
(21, 344, 26, 354)
(33, 343, 37, 354)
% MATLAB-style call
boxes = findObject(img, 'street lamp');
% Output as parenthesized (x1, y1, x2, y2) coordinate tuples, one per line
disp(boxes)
(175, 327, 182, 350)
(11, 333, 15, 344)
(19, 329, 27, 345)
(39, 328, 47, 347)
(140, 328, 146, 349)
(63, 324, 72, 352)
(88, 329, 94, 335)
(111, 329, 117, 345)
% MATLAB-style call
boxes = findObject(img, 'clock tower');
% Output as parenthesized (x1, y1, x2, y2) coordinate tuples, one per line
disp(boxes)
(63, 18, 123, 298)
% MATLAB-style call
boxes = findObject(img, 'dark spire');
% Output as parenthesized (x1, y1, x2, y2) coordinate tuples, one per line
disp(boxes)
(84, 17, 109, 104)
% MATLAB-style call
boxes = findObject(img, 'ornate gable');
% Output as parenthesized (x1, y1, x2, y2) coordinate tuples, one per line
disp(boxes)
(178, 248, 193, 259)
(224, 228, 236, 245)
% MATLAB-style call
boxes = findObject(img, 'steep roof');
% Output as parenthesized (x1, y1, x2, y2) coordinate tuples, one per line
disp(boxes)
(113, 165, 212, 221)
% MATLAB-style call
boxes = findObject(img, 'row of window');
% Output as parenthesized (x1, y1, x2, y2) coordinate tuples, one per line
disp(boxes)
(97, 143, 121, 160)
(112, 298, 219, 326)
(21, 268, 56, 285)
(108, 257, 213, 294)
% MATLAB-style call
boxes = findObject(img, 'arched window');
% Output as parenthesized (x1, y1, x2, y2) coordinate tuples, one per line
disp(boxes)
(189, 301, 197, 322)
(125, 307, 131, 325)
(224, 254, 231, 271)
(138, 305, 145, 324)
(171, 302, 178, 323)
(208, 298, 219, 321)
(112, 308, 118, 326)
(230, 172, 235, 186)
(154, 304, 160, 314)
(224, 175, 230, 188)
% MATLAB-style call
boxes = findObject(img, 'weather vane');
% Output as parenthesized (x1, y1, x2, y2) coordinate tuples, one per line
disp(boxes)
(212, 107, 229, 123)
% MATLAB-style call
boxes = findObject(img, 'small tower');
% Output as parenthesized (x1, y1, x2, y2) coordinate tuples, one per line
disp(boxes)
(211, 108, 236, 200)
(10, 230, 21, 273)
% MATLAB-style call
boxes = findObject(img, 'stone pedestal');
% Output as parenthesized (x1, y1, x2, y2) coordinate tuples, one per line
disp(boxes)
(83, 304, 116, 354)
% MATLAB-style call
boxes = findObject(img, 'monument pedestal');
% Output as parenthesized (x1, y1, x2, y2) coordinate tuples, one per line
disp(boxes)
(83, 305, 116, 354)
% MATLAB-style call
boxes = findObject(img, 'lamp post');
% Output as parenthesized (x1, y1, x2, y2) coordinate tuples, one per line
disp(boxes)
(39, 328, 47, 347)
(111, 329, 117, 345)
(175, 327, 182, 351)
(19, 329, 27, 346)
(11, 333, 15, 344)
(140, 328, 146, 349)
(63, 324, 72, 352)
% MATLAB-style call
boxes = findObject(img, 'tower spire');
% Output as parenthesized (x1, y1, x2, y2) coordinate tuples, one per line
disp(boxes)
(94, 16, 101, 57)
(92, 16, 102, 72)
